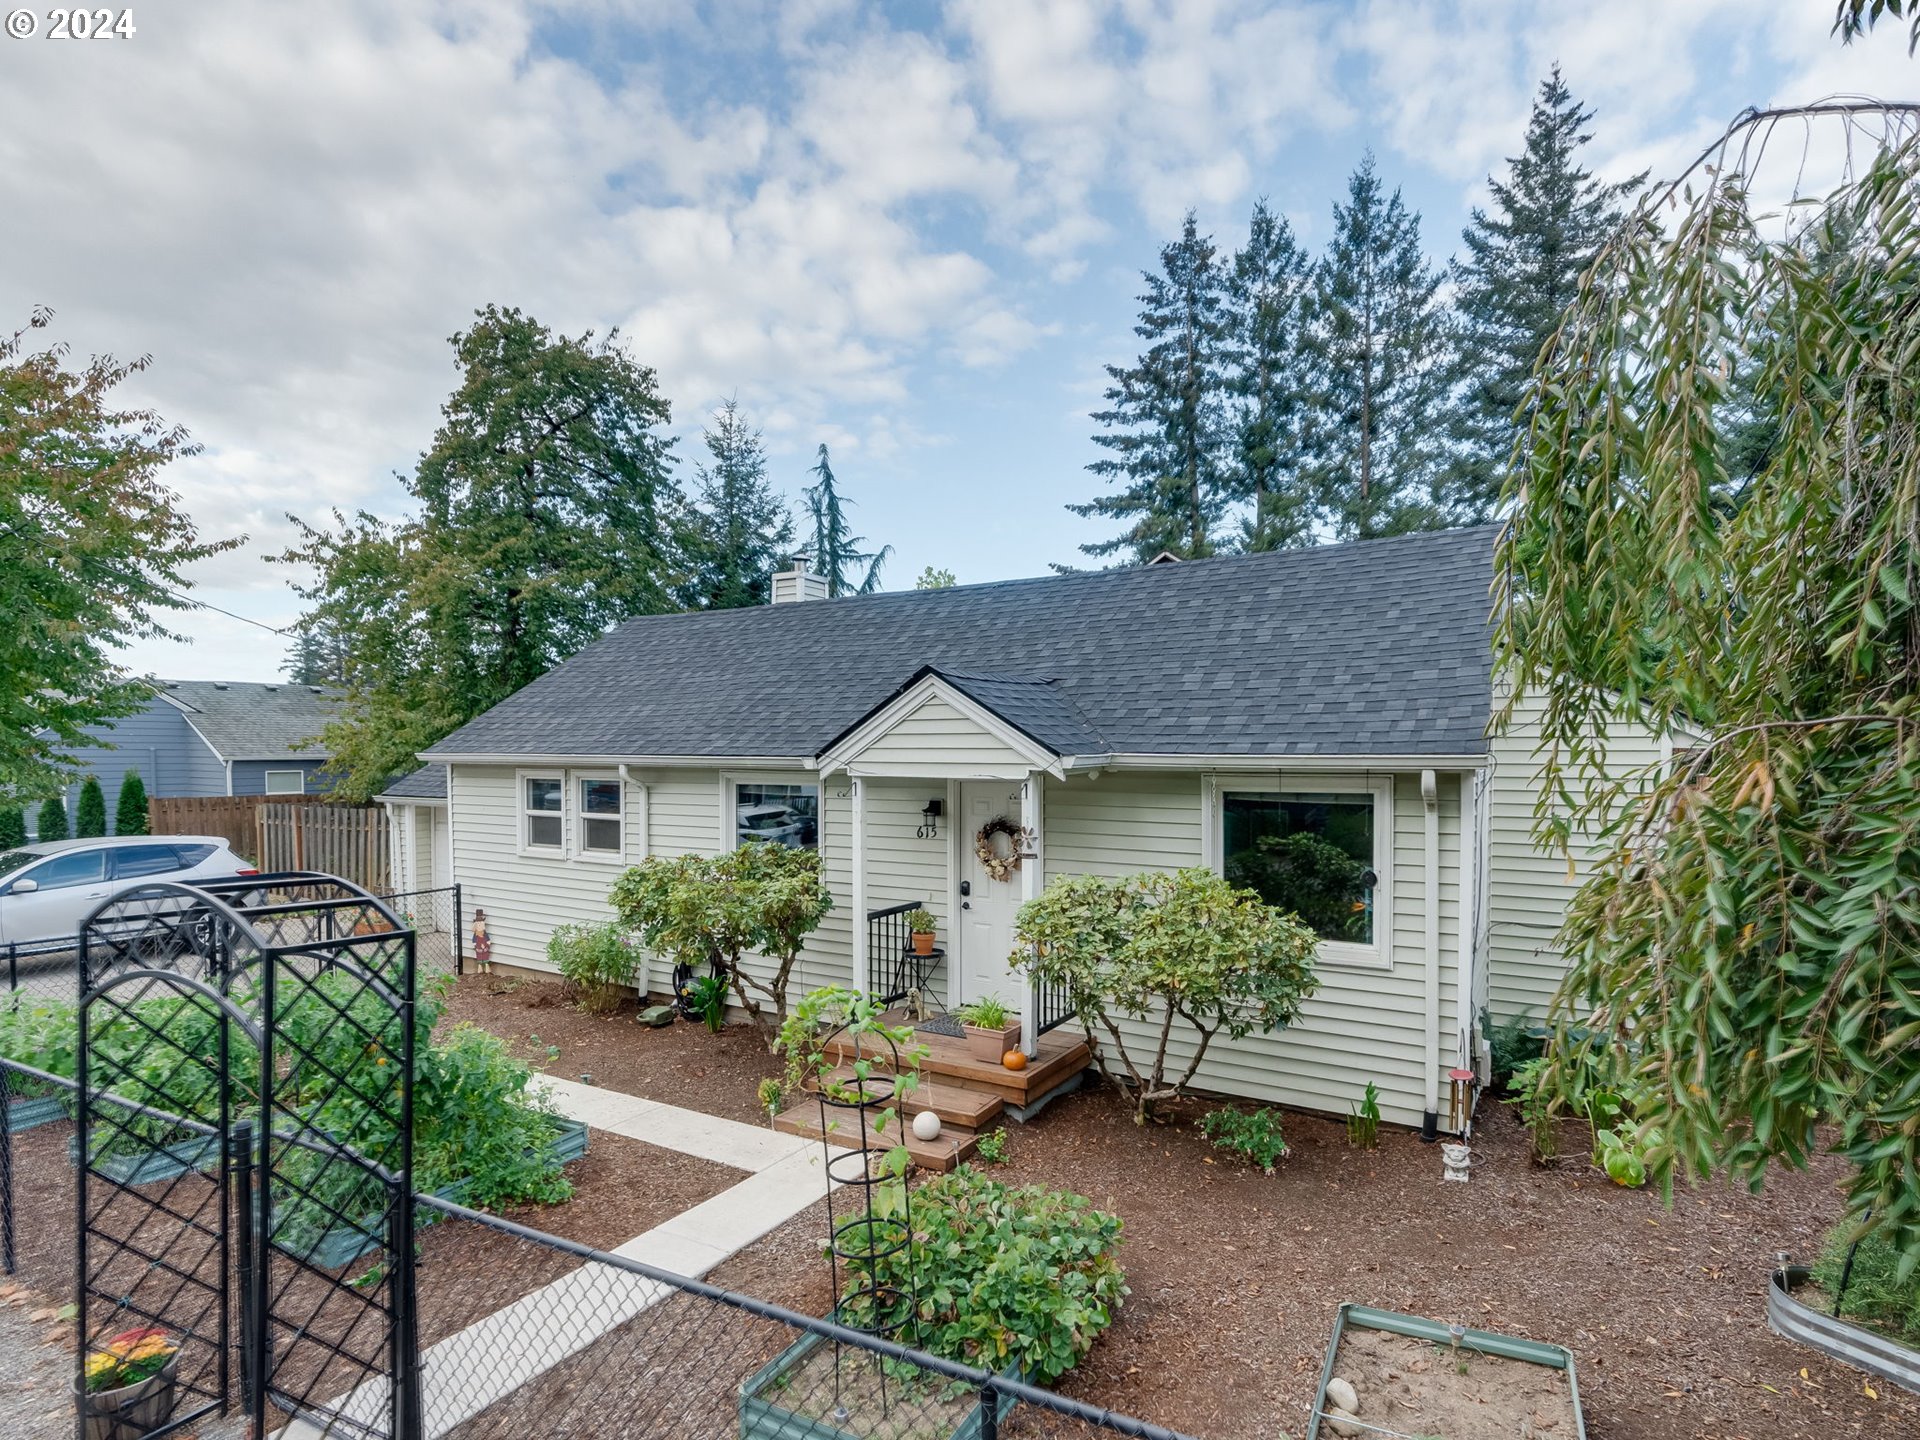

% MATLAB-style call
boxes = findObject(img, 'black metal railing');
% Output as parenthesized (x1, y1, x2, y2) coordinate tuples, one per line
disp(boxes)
(867, 901, 943, 1006)
(1033, 969, 1078, 1037)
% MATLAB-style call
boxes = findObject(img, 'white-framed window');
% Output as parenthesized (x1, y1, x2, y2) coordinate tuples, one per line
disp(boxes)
(264, 769, 305, 795)
(519, 772, 565, 853)
(725, 774, 821, 852)
(576, 775, 624, 859)
(1208, 776, 1392, 968)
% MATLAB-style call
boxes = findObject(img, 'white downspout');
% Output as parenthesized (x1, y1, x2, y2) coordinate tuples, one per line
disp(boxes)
(1421, 769, 1442, 1139)
(851, 775, 868, 998)
(618, 763, 649, 994)
(1019, 773, 1043, 1058)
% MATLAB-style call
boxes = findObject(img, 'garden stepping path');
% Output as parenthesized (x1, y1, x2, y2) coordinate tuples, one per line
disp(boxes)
(281, 1078, 846, 1440)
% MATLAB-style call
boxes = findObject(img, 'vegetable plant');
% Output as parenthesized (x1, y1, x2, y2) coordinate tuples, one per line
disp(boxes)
(546, 921, 638, 1014)
(1200, 1106, 1289, 1172)
(1014, 868, 1319, 1123)
(1812, 1222, 1920, 1348)
(837, 1166, 1127, 1384)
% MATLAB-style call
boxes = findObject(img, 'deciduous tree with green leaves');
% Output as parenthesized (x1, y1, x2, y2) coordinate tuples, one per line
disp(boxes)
(1013, 868, 1319, 1123)
(0, 309, 236, 800)
(279, 306, 685, 799)
(74, 776, 106, 838)
(113, 769, 148, 836)
(1497, 103, 1920, 1271)
(913, 565, 956, 590)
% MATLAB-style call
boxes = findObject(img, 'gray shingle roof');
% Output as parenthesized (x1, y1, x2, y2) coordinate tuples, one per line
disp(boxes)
(161, 680, 338, 760)
(425, 526, 1498, 763)
(379, 763, 448, 802)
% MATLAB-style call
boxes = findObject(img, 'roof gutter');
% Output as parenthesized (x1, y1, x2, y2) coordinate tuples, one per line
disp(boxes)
(419, 751, 817, 769)
(1062, 752, 1488, 773)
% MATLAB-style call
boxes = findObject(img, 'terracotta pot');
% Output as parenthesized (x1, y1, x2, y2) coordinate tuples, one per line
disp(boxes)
(82, 1358, 178, 1440)
(910, 930, 936, 956)
(964, 1021, 1022, 1064)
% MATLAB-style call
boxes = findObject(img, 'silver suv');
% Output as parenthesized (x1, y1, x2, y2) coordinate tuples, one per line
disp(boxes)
(0, 836, 257, 950)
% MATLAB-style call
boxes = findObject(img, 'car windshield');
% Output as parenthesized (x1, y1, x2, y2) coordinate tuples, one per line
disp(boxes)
(0, 849, 38, 878)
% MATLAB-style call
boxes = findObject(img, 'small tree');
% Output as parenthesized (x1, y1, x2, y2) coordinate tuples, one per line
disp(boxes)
(610, 843, 832, 1046)
(35, 796, 67, 842)
(0, 805, 24, 848)
(74, 776, 106, 838)
(113, 769, 148, 835)
(1014, 868, 1320, 1123)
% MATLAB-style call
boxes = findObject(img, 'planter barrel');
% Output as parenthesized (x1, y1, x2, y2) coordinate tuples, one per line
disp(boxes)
(1769, 1265, 1920, 1397)
(81, 1358, 178, 1440)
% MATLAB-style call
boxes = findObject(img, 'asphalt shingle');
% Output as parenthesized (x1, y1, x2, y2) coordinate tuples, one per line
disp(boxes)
(161, 680, 338, 760)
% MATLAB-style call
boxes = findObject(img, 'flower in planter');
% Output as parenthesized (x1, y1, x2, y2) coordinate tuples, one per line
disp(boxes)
(85, 1327, 179, 1393)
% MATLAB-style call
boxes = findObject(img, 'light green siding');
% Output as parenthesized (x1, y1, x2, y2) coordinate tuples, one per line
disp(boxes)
(862, 777, 956, 1004)
(846, 694, 1035, 776)
(1485, 687, 1668, 1025)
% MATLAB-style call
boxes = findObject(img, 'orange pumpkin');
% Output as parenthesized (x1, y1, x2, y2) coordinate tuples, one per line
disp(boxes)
(1002, 1050, 1028, 1072)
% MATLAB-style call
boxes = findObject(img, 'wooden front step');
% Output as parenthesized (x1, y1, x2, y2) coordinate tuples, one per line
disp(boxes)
(825, 1022, 1092, 1109)
(772, 1100, 977, 1172)
(816, 1065, 1003, 1129)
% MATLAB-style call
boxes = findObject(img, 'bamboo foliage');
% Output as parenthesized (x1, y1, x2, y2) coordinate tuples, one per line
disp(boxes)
(1496, 105, 1920, 1270)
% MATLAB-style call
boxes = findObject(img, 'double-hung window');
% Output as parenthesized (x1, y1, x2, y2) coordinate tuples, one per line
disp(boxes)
(577, 777, 624, 858)
(1214, 779, 1390, 966)
(522, 775, 564, 852)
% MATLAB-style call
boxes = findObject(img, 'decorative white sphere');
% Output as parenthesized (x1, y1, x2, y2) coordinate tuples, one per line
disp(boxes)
(911, 1109, 943, 1142)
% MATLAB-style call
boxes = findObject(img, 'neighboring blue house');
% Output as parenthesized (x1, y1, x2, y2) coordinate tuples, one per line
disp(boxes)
(42, 679, 340, 836)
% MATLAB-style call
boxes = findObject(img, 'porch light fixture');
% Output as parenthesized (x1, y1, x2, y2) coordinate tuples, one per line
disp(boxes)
(917, 798, 943, 839)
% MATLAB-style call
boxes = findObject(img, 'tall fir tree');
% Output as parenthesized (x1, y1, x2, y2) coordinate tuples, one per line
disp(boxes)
(803, 445, 891, 597)
(683, 400, 793, 609)
(114, 769, 148, 835)
(1225, 200, 1316, 551)
(1447, 68, 1640, 519)
(1074, 212, 1233, 562)
(0, 804, 24, 849)
(74, 776, 106, 837)
(35, 795, 67, 842)
(1304, 154, 1453, 541)
(283, 622, 349, 686)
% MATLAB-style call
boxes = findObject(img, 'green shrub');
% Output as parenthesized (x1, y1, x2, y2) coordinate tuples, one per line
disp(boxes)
(838, 1167, 1126, 1383)
(1199, 1106, 1289, 1172)
(0, 805, 25, 849)
(956, 994, 1009, 1029)
(36, 796, 67, 842)
(1812, 1224, 1920, 1348)
(683, 971, 728, 1032)
(1482, 1008, 1543, 1092)
(546, 922, 639, 1014)
(74, 777, 106, 838)
(114, 770, 149, 836)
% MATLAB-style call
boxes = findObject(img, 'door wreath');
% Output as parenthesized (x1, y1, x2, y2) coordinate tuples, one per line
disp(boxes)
(974, 816, 1023, 882)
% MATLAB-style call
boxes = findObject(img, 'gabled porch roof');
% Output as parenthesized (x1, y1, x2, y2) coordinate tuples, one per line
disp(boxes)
(814, 665, 1105, 778)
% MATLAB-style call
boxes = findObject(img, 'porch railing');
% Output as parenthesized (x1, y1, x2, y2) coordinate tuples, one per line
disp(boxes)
(1031, 970, 1077, 1038)
(866, 901, 943, 1006)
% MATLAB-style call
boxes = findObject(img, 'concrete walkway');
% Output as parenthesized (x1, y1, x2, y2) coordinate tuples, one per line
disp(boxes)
(287, 1079, 843, 1438)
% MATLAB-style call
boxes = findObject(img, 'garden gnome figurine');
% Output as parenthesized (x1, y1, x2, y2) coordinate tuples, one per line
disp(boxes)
(1441, 1141, 1471, 1183)
(471, 908, 491, 972)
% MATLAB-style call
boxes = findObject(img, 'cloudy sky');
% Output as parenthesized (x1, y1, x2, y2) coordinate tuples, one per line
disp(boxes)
(4, 0, 1914, 681)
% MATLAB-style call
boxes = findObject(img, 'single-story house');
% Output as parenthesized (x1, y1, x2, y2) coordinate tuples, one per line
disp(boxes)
(393, 527, 1669, 1134)
(41, 680, 340, 837)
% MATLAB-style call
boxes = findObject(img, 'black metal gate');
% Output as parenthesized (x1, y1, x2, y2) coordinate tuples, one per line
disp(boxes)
(74, 873, 421, 1440)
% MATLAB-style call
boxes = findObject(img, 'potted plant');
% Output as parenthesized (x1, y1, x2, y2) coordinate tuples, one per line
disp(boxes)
(906, 908, 938, 957)
(956, 994, 1021, 1064)
(81, 1327, 180, 1440)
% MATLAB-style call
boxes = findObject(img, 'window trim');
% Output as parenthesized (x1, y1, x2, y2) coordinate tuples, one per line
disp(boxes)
(721, 771, 824, 854)
(263, 768, 306, 795)
(573, 772, 626, 863)
(517, 770, 568, 857)
(1204, 773, 1394, 970)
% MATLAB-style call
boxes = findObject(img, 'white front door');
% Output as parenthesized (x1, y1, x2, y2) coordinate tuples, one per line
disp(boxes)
(958, 780, 1026, 1011)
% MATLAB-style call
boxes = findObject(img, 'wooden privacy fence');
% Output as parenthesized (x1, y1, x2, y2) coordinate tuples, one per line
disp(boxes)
(258, 803, 389, 892)
(148, 795, 389, 892)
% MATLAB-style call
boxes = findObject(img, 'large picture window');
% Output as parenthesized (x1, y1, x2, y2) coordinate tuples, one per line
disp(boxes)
(1221, 789, 1380, 950)
(733, 781, 819, 850)
(523, 775, 564, 851)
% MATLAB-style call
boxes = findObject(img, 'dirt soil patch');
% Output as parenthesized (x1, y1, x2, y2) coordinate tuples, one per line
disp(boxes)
(442, 972, 782, 1125)
(1327, 1324, 1580, 1440)
(700, 1088, 1920, 1440)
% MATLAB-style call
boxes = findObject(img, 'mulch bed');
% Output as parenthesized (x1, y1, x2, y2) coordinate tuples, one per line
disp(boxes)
(442, 972, 783, 1125)
(698, 1089, 1920, 1440)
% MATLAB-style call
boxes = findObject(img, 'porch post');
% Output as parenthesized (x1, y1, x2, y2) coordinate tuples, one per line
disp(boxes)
(850, 775, 868, 998)
(1020, 773, 1042, 1058)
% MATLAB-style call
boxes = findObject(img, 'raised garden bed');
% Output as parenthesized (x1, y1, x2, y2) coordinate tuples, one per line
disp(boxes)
(1769, 1265, 1920, 1398)
(4, 1093, 68, 1133)
(1306, 1304, 1585, 1440)
(740, 1329, 1015, 1440)
(69, 1131, 223, 1186)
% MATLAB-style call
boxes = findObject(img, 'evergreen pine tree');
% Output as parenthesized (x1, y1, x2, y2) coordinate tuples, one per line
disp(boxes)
(1447, 68, 1640, 519)
(1304, 154, 1453, 540)
(1225, 199, 1316, 550)
(114, 769, 149, 835)
(36, 795, 67, 842)
(683, 400, 794, 609)
(804, 445, 891, 597)
(0, 805, 25, 849)
(1074, 212, 1233, 562)
(283, 623, 348, 686)
(74, 776, 106, 837)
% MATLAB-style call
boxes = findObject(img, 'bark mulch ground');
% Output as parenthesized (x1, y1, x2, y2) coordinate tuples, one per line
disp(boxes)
(442, 971, 783, 1125)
